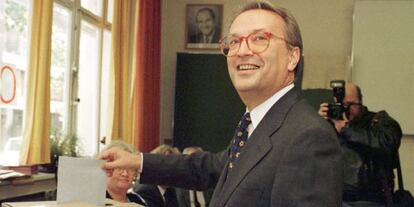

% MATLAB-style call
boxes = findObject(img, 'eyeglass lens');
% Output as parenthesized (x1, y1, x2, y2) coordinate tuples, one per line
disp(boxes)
(220, 32, 271, 57)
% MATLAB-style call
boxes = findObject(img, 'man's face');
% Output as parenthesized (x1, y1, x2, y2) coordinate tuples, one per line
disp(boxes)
(196, 10, 215, 36)
(227, 10, 299, 109)
(343, 85, 363, 121)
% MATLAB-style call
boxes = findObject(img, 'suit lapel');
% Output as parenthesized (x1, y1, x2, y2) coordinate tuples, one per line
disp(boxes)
(154, 185, 165, 206)
(213, 89, 301, 207)
(216, 131, 272, 206)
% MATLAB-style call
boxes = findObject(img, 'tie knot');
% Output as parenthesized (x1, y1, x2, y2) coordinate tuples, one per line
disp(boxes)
(238, 112, 251, 131)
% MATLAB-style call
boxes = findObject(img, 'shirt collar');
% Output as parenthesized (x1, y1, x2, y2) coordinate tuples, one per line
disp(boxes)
(158, 185, 166, 197)
(248, 84, 294, 131)
(204, 29, 216, 42)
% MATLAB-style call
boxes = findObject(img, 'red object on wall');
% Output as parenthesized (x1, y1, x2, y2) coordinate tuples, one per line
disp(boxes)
(0, 65, 17, 104)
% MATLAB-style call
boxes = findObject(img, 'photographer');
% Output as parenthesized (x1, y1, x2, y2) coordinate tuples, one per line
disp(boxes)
(319, 82, 402, 207)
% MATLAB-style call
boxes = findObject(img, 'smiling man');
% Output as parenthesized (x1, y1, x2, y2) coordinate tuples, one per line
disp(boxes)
(101, 2, 343, 206)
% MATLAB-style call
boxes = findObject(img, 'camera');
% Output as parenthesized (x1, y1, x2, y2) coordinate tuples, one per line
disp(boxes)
(327, 80, 346, 120)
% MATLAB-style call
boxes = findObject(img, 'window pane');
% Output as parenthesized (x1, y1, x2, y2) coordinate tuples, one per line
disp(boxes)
(99, 30, 111, 150)
(106, 0, 113, 24)
(51, 3, 72, 137)
(76, 20, 100, 156)
(81, 0, 103, 17)
(0, 0, 31, 166)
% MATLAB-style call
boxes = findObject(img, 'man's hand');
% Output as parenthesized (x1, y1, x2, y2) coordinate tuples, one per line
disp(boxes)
(99, 147, 141, 177)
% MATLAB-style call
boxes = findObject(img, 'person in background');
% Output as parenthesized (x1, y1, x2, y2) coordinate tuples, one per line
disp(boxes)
(319, 82, 402, 207)
(176, 147, 214, 207)
(132, 145, 180, 207)
(101, 1, 343, 206)
(188, 7, 221, 44)
(149, 144, 180, 155)
(104, 140, 146, 205)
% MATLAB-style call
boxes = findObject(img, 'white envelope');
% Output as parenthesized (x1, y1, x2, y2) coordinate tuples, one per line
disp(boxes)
(57, 156, 106, 206)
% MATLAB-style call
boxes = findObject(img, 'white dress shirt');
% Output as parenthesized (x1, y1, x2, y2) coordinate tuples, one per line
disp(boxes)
(247, 84, 294, 137)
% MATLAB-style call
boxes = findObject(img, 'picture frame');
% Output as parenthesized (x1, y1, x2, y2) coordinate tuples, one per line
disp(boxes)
(185, 4, 223, 50)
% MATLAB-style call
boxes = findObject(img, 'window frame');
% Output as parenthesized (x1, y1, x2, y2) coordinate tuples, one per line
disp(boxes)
(0, 0, 32, 166)
(53, 0, 112, 155)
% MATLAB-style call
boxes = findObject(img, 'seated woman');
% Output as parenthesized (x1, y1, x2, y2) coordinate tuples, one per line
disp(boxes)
(104, 141, 147, 206)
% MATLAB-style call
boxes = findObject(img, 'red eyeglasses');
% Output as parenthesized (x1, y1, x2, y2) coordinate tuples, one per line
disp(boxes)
(219, 31, 293, 57)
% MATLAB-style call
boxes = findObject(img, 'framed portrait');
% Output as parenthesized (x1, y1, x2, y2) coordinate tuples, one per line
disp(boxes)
(185, 4, 223, 50)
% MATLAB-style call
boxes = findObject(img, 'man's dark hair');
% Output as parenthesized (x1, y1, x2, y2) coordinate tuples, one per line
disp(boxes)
(196, 7, 216, 22)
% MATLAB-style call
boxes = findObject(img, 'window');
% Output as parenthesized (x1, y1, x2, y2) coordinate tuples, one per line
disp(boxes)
(0, 0, 31, 166)
(99, 30, 111, 151)
(106, 0, 113, 24)
(51, 2, 72, 136)
(81, 0, 103, 17)
(76, 20, 101, 155)
(0, 0, 113, 165)
(51, 0, 112, 157)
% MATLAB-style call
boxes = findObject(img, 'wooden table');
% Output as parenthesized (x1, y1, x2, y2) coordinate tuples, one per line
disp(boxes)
(0, 173, 56, 201)
(1, 199, 143, 207)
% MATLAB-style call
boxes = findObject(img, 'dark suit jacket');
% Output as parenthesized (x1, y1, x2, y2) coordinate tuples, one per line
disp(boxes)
(133, 184, 179, 207)
(176, 187, 214, 207)
(133, 184, 164, 207)
(105, 191, 146, 206)
(140, 89, 343, 206)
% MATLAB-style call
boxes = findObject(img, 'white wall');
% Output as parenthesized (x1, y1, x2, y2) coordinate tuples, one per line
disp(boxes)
(400, 136, 414, 193)
(352, 0, 414, 134)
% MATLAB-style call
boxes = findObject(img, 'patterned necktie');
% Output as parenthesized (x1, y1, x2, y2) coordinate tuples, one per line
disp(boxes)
(229, 112, 251, 170)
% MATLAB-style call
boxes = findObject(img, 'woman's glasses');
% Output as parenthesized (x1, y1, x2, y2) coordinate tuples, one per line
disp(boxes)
(113, 168, 136, 175)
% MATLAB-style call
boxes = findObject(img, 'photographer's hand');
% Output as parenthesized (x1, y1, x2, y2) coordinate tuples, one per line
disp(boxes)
(332, 113, 348, 133)
(318, 103, 329, 119)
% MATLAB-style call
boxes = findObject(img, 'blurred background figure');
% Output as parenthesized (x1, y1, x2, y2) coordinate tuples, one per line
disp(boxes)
(133, 144, 180, 207)
(319, 82, 402, 207)
(104, 140, 146, 205)
(176, 147, 213, 207)
(150, 144, 180, 155)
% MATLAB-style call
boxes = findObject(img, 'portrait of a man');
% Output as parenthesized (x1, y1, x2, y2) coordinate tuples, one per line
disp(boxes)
(186, 5, 222, 49)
